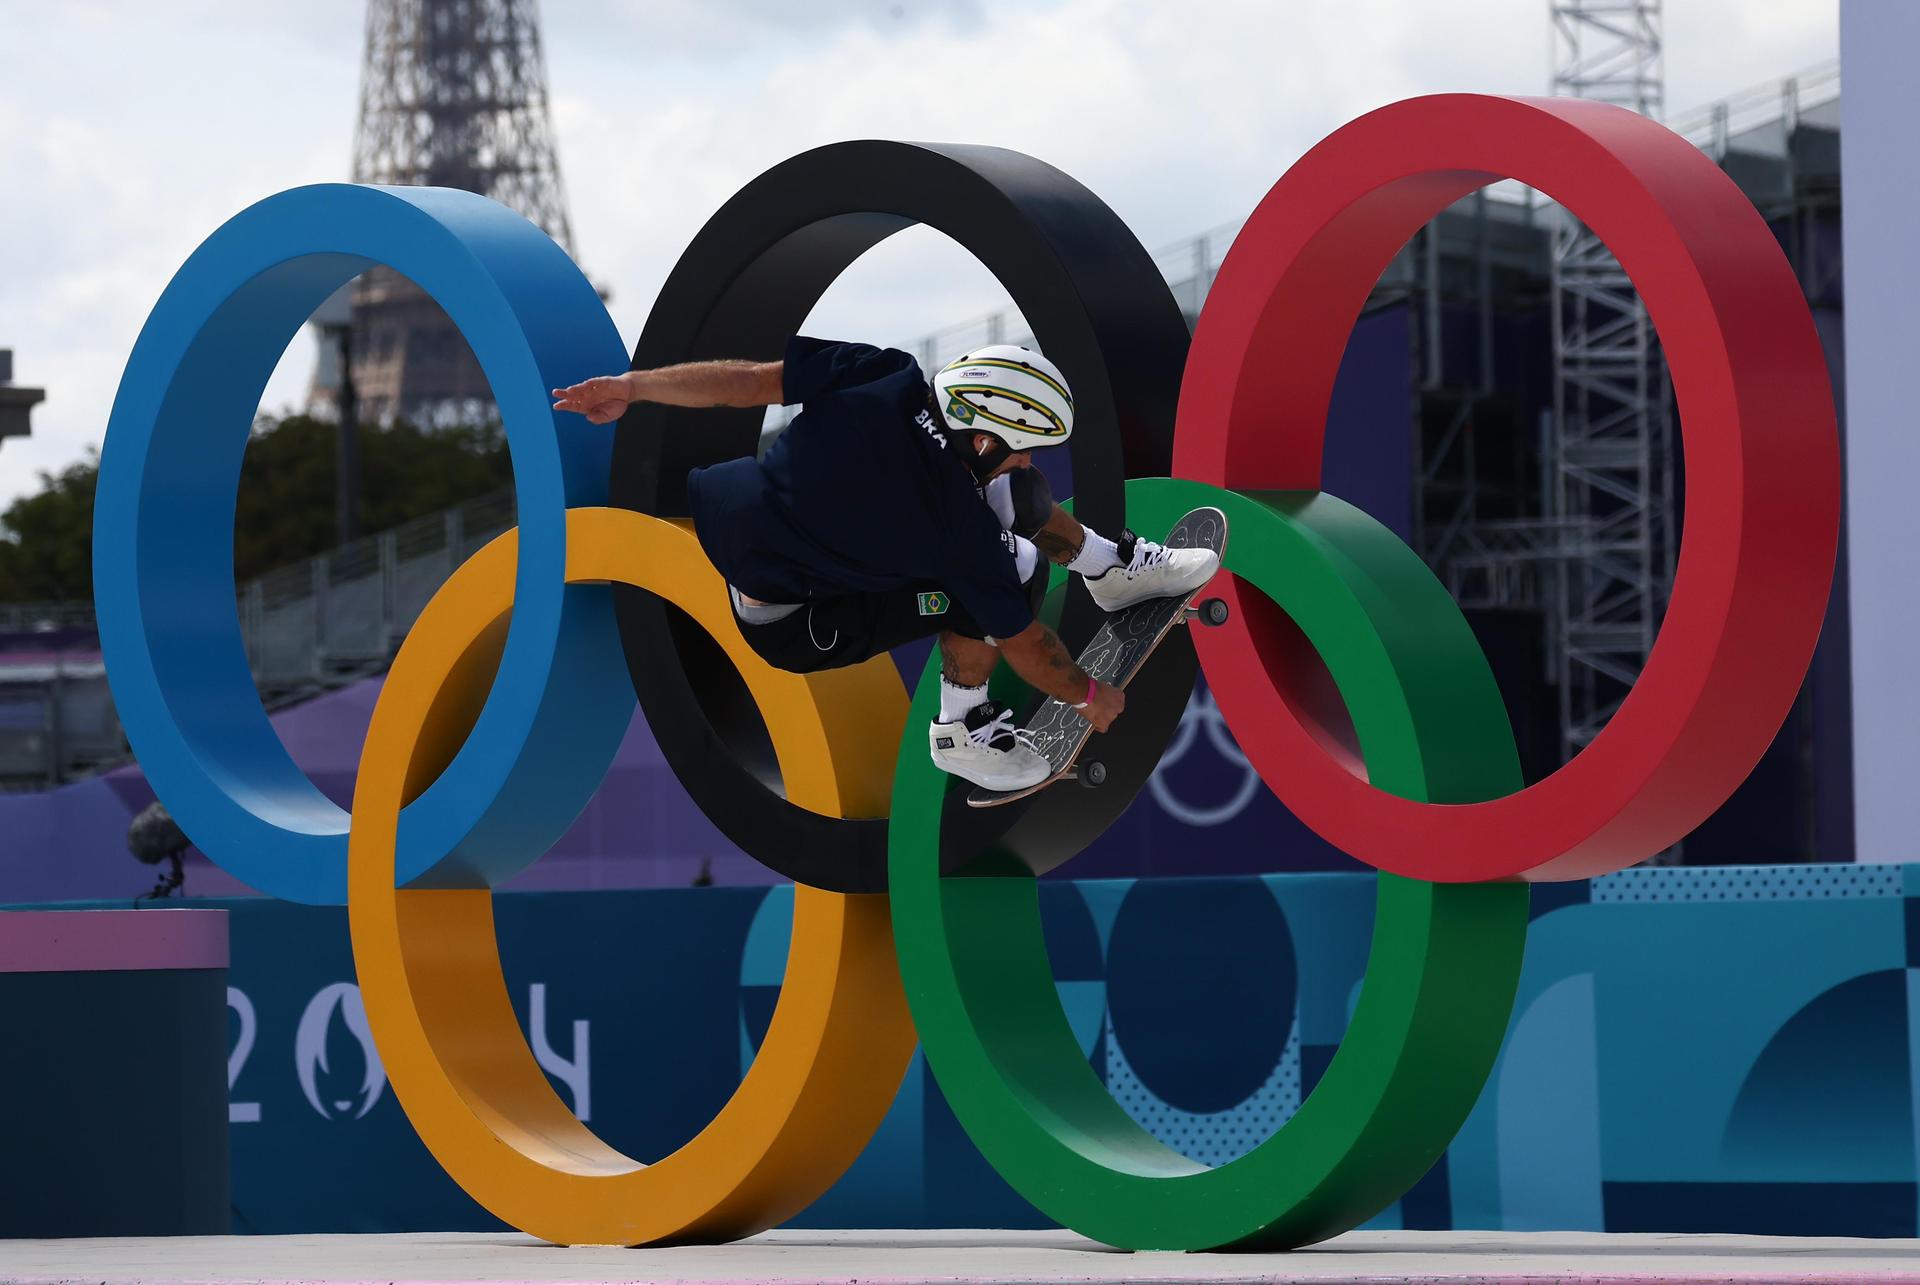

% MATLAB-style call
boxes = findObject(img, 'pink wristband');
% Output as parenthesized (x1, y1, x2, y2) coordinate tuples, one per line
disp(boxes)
(1072, 676, 1096, 710)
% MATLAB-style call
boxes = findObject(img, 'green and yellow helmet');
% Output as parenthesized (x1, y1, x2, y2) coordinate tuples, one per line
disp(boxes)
(931, 345, 1075, 452)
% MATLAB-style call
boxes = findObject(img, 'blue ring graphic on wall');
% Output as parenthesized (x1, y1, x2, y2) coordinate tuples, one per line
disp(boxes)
(1103, 878, 1297, 1114)
(93, 183, 633, 904)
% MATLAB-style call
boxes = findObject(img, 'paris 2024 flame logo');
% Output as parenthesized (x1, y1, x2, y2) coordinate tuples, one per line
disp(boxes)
(295, 983, 387, 1121)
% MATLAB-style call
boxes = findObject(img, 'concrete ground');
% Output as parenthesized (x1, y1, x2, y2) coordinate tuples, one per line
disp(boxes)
(3, 1228, 1920, 1284)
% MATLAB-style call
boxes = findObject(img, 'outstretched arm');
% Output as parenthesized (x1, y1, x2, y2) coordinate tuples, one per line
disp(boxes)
(996, 620, 1125, 732)
(551, 360, 784, 424)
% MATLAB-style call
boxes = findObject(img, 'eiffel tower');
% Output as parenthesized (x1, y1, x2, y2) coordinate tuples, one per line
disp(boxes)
(311, 0, 577, 430)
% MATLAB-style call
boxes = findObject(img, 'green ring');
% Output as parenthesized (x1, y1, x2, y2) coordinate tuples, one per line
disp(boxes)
(887, 477, 1532, 1250)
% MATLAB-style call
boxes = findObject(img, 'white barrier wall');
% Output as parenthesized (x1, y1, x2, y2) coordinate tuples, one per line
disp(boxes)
(1842, 0, 1920, 862)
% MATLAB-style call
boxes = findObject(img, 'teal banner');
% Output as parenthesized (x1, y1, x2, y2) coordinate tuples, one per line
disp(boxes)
(121, 864, 1920, 1235)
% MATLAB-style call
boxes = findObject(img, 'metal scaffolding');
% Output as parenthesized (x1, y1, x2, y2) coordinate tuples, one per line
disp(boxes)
(1547, 1, 1675, 757)
(1408, 190, 1554, 615)
(1551, 0, 1664, 106)
(311, 0, 576, 427)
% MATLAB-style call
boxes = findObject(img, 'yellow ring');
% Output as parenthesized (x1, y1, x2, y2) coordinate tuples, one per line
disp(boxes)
(347, 506, 915, 1245)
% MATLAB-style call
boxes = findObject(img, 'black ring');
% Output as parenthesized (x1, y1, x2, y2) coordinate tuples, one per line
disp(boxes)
(610, 140, 1192, 892)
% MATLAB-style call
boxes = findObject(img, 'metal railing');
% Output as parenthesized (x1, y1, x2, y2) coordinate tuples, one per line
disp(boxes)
(896, 184, 1556, 378)
(0, 491, 518, 787)
(0, 603, 96, 633)
(901, 57, 1843, 388)
(0, 663, 118, 788)
(0, 604, 115, 787)
(238, 488, 515, 701)
(1669, 59, 1840, 159)
(905, 218, 1246, 374)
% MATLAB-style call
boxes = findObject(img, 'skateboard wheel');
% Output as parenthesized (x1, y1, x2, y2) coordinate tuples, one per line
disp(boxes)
(1201, 597, 1229, 626)
(1080, 761, 1108, 788)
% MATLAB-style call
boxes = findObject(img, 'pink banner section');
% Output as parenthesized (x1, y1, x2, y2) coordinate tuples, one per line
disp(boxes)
(0, 908, 228, 973)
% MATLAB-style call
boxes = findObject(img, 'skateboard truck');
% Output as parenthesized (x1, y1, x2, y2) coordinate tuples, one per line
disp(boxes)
(1063, 760, 1108, 788)
(1185, 598, 1229, 627)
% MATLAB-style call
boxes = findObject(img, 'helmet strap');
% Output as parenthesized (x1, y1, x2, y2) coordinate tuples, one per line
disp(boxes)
(929, 388, 1018, 483)
(962, 435, 1015, 485)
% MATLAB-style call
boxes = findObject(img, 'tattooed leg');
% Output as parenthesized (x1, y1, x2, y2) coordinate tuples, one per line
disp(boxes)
(1032, 503, 1088, 565)
(939, 630, 999, 686)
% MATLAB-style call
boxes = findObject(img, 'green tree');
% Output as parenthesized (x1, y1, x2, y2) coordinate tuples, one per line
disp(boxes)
(230, 414, 513, 582)
(0, 455, 97, 603)
(0, 414, 517, 604)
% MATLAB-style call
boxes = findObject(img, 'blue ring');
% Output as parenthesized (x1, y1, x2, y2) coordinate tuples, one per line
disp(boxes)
(94, 184, 633, 904)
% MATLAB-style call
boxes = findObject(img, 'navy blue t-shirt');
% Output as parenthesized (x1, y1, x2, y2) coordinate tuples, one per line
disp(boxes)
(686, 336, 1033, 639)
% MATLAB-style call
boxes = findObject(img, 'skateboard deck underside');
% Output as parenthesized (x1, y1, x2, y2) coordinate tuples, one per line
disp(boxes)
(967, 505, 1228, 808)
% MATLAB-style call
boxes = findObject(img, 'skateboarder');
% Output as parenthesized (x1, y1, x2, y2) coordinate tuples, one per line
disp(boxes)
(552, 337, 1219, 791)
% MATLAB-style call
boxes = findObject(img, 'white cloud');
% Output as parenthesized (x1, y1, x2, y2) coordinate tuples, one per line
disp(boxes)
(0, 0, 1837, 515)
(557, 0, 991, 58)
(0, 1, 358, 501)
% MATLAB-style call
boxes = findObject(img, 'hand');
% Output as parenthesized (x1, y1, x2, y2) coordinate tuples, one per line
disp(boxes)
(1082, 679, 1125, 733)
(551, 374, 635, 425)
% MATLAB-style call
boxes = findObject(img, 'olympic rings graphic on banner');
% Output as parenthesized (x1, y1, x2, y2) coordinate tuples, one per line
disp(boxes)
(94, 94, 1837, 1252)
(1147, 688, 1264, 827)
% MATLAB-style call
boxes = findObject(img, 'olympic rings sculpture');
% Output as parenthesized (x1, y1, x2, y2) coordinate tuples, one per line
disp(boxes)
(95, 94, 1838, 1252)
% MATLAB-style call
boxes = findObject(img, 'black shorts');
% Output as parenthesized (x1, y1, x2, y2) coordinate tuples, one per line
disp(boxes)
(735, 467, 1054, 675)
(736, 568, 1045, 675)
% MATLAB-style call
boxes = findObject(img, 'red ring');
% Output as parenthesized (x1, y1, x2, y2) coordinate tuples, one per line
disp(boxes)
(1175, 95, 1839, 882)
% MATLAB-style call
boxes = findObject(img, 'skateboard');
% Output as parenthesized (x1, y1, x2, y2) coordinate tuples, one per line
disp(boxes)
(967, 505, 1229, 808)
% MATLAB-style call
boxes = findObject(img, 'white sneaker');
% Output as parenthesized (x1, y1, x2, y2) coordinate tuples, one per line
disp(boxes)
(1083, 530, 1221, 612)
(929, 701, 1052, 791)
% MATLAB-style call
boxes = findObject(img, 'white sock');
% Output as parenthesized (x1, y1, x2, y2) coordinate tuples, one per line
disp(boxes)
(1010, 534, 1039, 582)
(1068, 529, 1123, 577)
(939, 678, 989, 724)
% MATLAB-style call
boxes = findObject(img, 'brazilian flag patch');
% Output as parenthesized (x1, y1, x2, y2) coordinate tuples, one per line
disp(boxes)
(917, 592, 950, 616)
(946, 396, 976, 425)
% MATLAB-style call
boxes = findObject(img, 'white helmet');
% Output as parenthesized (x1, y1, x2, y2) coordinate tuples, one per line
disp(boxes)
(931, 345, 1075, 452)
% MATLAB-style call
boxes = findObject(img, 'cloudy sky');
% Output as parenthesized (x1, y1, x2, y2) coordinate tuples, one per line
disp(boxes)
(0, 0, 1836, 511)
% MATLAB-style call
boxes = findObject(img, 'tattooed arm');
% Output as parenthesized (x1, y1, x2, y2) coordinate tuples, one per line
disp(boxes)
(997, 621, 1126, 731)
